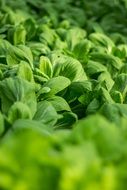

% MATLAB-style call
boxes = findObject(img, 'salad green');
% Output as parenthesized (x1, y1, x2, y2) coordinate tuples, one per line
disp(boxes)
(0, 0, 127, 189)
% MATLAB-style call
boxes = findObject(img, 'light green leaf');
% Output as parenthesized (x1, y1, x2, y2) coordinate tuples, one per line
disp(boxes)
(0, 77, 36, 116)
(8, 102, 32, 124)
(39, 56, 53, 78)
(66, 27, 86, 50)
(17, 61, 34, 82)
(90, 52, 123, 70)
(89, 33, 115, 52)
(12, 119, 52, 135)
(13, 25, 26, 45)
(47, 96, 71, 112)
(7, 45, 33, 68)
(43, 76, 71, 97)
(52, 55, 87, 81)
(86, 60, 107, 76)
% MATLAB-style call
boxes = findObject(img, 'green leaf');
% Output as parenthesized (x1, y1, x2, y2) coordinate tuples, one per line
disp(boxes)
(0, 77, 36, 116)
(39, 25, 57, 47)
(13, 25, 26, 45)
(72, 115, 123, 161)
(52, 55, 87, 81)
(7, 45, 33, 68)
(100, 87, 114, 104)
(47, 96, 71, 112)
(111, 73, 127, 96)
(99, 103, 127, 124)
(8, 102, 32, 124)
(17, 61, 34, 82)
(42, 76, 71, 97)
(65, 27, 86, 50)
(33, 101, 58, 127)
(86, 98, 100, 115)
(89, 33, 114, 52)
(66, 81, 92, 102)
(98, 72, 114, 91)
(111, 91, 123, 103)
(12, 119, 52, 135)
(0, 113, 4, 135)
(28, 42, 50, 56)
(23, 18, 36, 40)
(55, 112, 77, 129)
(72, 39, 92, 62)
(39, 56, 53, 78)
(86, 60, 107, 76)
(0, 39, 11, 56)
(90, 52, 123, 70)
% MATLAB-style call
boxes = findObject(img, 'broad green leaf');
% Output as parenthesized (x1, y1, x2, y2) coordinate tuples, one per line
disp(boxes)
(65, 81, 92, 102)
(7, 45, 33, 68)
(55, 112, 77, 129)
(117, 44, 127, 58)
(65, 27, 86, 50)
(17, 61, 34, 82)
(0, 77, 36, 116)
(37, 87, 51, 99)
(0, 39, 11, 56)
(8, 102, 32, 124)
(111, 73, 127, 96)
(33, 101, 58, 127)
(13, 119, 52, 135)
(42, 76, 71, 97)
(86, 98, 100, 115)
(52, 55, 87, 81)
(39, 25, 57, 47)
(99, 103, 127, 124)
(28, 42, 50, 56)
(86, 60, 107, 76)
(89, 33, 115, 52)
(13, 25, 26, 45)
(39, 56, 53, 78)
(72, 39, 92, 63)
(100, 87, 114, 104)
(98, 72, 114, 91)
(34, 68, 49, 80)
(47, 96, 71, 112)
(111, 91, 123, 103)
(23, 18, 36, 40)
(90, 52, 123, 70)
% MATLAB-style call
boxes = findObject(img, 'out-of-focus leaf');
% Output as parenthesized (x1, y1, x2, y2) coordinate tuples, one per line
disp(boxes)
(89, 33, 115, 52)
(17, 61, 34, 82)
(0, 113, 4, 135)
(6, 45, 33, 68)
(65, 27, 87, 50)
(13, 25, 26, 45)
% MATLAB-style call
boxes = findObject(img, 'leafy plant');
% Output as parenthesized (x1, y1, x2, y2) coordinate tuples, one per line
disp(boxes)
(0, 0, 127, 189)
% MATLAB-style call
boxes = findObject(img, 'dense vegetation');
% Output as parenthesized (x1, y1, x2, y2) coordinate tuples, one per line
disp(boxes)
(1, 0, 127, 189)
